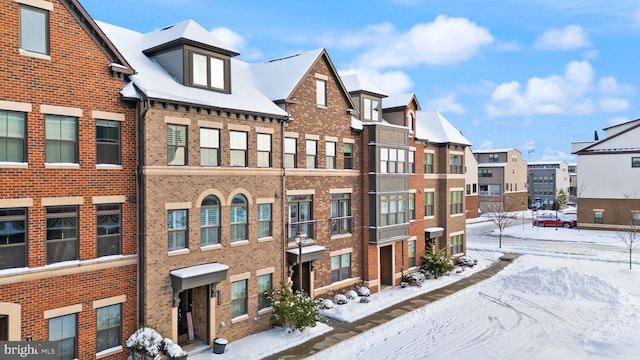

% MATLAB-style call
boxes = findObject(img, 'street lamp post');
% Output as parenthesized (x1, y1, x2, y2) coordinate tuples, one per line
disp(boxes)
(295, 233, 307, 293)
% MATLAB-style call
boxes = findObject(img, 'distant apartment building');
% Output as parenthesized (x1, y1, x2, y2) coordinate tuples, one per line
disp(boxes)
(527, 161, 570, 209)
(572, 119, 640, 229)
(0, 1, 137, 359)
(474, 149, 528, 212)
(568, 163, 577, 205)
(465, 146, 479, 218)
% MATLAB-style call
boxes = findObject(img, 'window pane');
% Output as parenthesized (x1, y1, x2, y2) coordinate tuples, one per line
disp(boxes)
(257, 134, 271, 151)
(200, 128, 219, 148)
(230, 131, 247, 149)
(316, 80, 326, 106)
(20, 7, 47, 54)
(364, 98, 371, 120)
(372, 100, 379, 121)
(192, 53, 207, 86)
(210, 57, 224, 89)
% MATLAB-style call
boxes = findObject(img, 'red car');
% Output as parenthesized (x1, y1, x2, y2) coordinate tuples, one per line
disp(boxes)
(533, 215, 575, 228)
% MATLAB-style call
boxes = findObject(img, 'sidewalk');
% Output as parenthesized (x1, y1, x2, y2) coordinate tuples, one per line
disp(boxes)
(263, 253, 519, 360)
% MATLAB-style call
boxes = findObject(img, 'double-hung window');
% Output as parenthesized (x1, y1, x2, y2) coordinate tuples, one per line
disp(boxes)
(257, 204, 272, 238)
(20, 5, 49, 55)
(408, 151, 415, 173)
(200, 128, 219, 166)
(594, 211, 604, 224)
(96, 120, 120, 165)
(0, 111, 26, 162)
(96, 204, 121, 257)
(167, 124, 187, 166)
(306, 140, 317, 169)
(450, 191, 463, 215)
(331, 253, 351, 282)
(450, 154, 463, 174)
(49, 314, 76, 360)
(45, 115, 77, 163)
(46, 206, 78, 264)
(488, 154, 499, 162)
(257, 133, 271, 168)
(231, 280, 248, 318)
(326, 142, 336, 169)
(168, 209, 187, 251)
(363, 98, 379, 121)
(330, 194, 351, 235)
(190, 51, 226, 91)
(316, 79, 326, 106)
(408, 240, 416, 268)
(424, 153, 434, 174)
(343, 143, 353, 169)
(288, 195, 313, 239)
(380, 195, 406, 226)
(230, 194, 248, 242)
(450, 234, 464, 255)
(230, 131, 247, 167)
(257, 274, 272, 310)
(632, 157, 640, 168)
(408, 193, 415, 220)
(284, 138, 296, 168)
(96, 304, 121, 352)
(200, 195, 220, 246)
(0, 208, 27, 270)
(425, 192, 434, 217)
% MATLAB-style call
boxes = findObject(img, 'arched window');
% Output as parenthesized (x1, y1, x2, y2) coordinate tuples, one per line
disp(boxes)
(408, 113, 414, 133)
(200, 195, 220, 246)
(230, 194, 248, 242)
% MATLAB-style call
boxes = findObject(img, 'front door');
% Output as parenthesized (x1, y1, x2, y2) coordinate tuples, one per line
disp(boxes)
(0, 315, 8, 341)
(178, 289, 192, 341)
(292, 262, 311, 295)
(380, 246, 393, 288)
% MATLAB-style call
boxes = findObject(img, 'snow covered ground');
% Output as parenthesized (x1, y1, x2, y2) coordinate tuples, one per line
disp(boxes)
(193, 215, 640, 360)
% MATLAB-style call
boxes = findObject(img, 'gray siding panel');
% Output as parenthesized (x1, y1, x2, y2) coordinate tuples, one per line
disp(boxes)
(153, 48, 184, 84)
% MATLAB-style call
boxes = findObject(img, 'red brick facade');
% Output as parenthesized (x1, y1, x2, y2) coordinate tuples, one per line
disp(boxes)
(0, 1, 137, 359)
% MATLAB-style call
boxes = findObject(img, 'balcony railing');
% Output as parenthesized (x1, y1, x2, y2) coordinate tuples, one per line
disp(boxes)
(479, 190, 502, 197)
(330, 216, 353, 236)
(288, 220, 316, 241)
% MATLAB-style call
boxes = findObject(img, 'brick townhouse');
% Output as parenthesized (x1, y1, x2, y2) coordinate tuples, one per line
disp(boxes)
(0, 1, 137, 359)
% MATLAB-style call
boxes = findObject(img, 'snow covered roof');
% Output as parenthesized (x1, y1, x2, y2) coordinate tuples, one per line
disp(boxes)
(142, 19, 239, 56)
(478, 162, 507, 167)
(474, 148, 520, 154)
(415, 111, 471, 146)
(528, 161, 565, 166)
(170, 263, 229, 278)
(383, 93, 420, 110)
(96, 20, 288, 118)
(341, 74, 387, 97)
(351, 116, 363, 131)
(249, 49, 324, 101)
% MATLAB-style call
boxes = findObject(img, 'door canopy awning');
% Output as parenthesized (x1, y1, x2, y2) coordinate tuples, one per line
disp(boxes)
(170, 262, 229, 293)
(286, 245, 325, 265)
(425, 227, 444, 239)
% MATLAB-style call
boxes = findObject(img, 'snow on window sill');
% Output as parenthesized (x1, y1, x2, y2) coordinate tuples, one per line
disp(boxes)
(230, 240, 250, 247)
(231, 314, 249, 324)
(258, 236, 273, 243)
(330, 233, 352, 240)
(45, 163, 79, 169)
(258, 307, 273, 315)
(96, 164, 123, 170)
(424, 215, 435, 220)
(201, 244, 222, 251)
(19, 49, 51, 60)
(96, 345, 123, 359)
(450, 213, 464, 218)
(168, 248, 190, 256)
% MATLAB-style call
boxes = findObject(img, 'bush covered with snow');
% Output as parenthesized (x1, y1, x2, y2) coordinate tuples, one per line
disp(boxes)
(333, 294, 348, 305)
(403, 272, 426, 286)
(458, 256, 478, 268)
(357, 286, 371, 297)
(345, 290, 358, 300)
(317, 298, 334, 309)
(125, 327, 187, 359)
(266, 283, 318, 331)
(421, 246, 454, 278)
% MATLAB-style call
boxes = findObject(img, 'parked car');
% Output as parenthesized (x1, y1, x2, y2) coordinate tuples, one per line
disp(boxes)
(560, 209, 577, 222)
(533, 215, 576, 228)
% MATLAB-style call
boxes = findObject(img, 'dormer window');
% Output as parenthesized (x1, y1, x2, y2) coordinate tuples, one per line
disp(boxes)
(187, 49, 229, 92)
(363, 98, 379, 121)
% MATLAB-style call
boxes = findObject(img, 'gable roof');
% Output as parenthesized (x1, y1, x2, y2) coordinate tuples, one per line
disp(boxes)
(96, 20, 288, 118)
(415, 111, 471, 146)
(62, 0, 134, 75)
(341, 74, 387, 98)
(575, 118, 640, 154)
(473, 148, 520, 154)
(250, 49, 355, 112)
(382, 93, 421, 111)
(142, 19, 239, 56)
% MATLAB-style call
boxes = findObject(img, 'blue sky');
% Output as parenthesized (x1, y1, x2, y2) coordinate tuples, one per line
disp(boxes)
(82, 0, 640, 162)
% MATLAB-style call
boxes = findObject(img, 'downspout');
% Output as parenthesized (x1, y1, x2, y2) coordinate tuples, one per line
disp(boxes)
(136, 91, 149, 326)
(280, 112, 290, 286)
(360, 126, 366, 286)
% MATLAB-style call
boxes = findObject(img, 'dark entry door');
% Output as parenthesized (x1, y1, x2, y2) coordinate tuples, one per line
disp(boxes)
(0, 315, 7, 341)
(292, 262, 311, 295)
(178, 289, 192, 336)
(380, 246, 393, 287)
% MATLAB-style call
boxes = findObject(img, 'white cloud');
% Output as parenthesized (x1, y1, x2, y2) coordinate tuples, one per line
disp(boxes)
(339, 68, 414, 95)
(486, 60, 597, 117)
(210, 27, 263, 60)
(541, 147, 574, 161)
(607, 116, 631, 126)
(533, 25, 591, 50)
(494, 40, 520, 52)
(327, 15, 493, 69)
(598, 76, 635, 95)
(425, 94, 466, 114)
(476, 141, 494, 150)
(599, 98, 630, 112)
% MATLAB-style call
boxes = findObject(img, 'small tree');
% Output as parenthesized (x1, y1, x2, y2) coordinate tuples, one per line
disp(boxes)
(266, 283, 318, 331)
(485, 202, 517, 248)
(420, 245, 454, 278)
(617, 211, 640, 270)
(556, 189, 568, 209)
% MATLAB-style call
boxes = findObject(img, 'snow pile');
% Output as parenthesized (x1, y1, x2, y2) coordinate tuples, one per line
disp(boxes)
(501, 266, 631, 303)
(345, 290, 358, 300)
